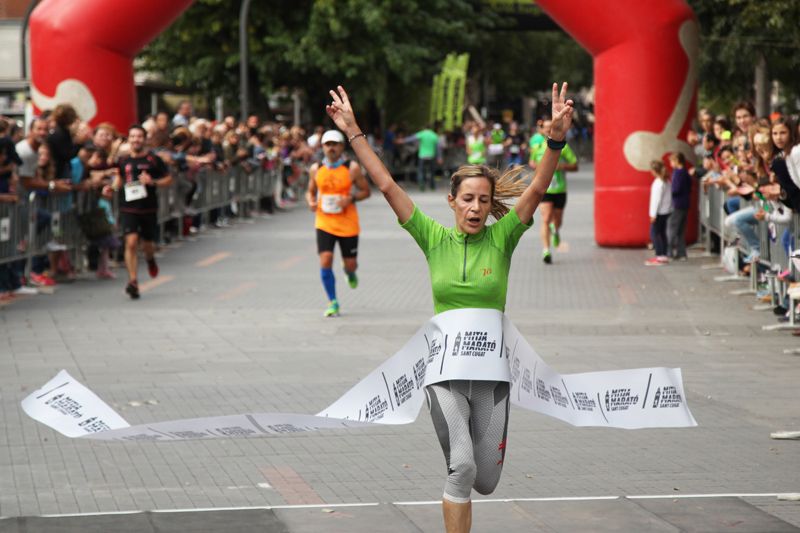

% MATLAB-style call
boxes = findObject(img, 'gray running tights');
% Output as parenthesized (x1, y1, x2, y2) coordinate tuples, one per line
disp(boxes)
(425, 380, 510, 503)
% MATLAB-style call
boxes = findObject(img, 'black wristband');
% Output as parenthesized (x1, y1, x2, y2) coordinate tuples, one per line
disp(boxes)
(547, 137, 566, 150)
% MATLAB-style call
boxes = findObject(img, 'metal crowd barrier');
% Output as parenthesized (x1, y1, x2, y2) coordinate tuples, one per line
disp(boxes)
(0, 164, 281, 275)
(697, 183, 800, 333)
(0, 201, 27, 266)
(699, 186, 791, 275)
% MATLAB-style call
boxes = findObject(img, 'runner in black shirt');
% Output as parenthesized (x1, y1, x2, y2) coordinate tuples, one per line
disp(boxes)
(504, 121, 525, 168)
(105, 125, 172, 299)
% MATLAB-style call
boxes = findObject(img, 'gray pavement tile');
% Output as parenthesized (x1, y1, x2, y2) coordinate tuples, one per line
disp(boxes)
(632, 497, 800, 532)
(275, 504, 421, 533)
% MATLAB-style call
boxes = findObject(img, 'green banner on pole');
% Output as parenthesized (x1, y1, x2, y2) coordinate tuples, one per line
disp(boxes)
(430, 53, 469, 131)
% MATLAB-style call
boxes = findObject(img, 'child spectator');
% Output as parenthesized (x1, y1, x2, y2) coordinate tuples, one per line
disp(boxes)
(667, 152, 691, 260)
(645, 160, 672, 266)
(87, 148, 120, 279)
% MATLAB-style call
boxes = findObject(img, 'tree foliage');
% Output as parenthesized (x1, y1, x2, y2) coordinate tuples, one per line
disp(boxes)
(689, 0, 800, 112)
(138, 0, 591, 124)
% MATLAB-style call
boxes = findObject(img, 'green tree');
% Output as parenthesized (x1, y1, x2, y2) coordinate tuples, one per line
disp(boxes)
(689, 0, 800, 113)
(138, 1, 592, 126)
(471, 29, 590, 102)
(140, 0, 490, 119)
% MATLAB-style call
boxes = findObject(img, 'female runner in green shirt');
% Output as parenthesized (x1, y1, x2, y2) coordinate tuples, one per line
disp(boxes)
(326, 83, 573, 533)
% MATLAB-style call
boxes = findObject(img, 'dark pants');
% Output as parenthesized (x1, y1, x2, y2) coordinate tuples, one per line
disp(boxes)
(417, 158, 436, 190)
(724, 196, 740, 215)
(0, 263, 22, 291)
(31, 208, 52, 274)
(667, 208, 688, 258)
(651, 214, 670, 257)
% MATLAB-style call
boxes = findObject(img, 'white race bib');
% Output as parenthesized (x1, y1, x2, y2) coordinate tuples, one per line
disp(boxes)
(320, 194, 343, 214)
(488, 143, 505, 156)
(124, 182, 147, 202)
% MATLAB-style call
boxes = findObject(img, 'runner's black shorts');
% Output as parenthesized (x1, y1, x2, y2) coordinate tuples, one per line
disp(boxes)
(541, 192, 567, 209)
(121, 212, 158, 242)
(316, 229, 358, 258)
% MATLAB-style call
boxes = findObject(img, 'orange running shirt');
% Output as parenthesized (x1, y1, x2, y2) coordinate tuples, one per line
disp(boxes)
(314, 163, 360, 237)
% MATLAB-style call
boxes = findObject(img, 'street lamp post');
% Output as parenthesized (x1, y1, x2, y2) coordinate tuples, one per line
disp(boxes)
(239, 0, 253, 123)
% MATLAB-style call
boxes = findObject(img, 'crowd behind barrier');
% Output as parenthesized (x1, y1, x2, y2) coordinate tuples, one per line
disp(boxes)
(0, 165, 281, 277)
(685, 102, 800, 342)
(0, 100, 309, 297)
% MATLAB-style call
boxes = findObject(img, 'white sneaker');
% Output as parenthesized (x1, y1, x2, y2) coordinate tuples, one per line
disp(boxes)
(13, 286, 38, 295)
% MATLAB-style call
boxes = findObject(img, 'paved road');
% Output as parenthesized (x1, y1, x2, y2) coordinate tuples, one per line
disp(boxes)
(1, 166, 799, 532)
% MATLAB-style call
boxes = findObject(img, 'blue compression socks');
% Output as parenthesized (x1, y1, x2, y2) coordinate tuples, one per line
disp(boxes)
(320, 268, 337, 301)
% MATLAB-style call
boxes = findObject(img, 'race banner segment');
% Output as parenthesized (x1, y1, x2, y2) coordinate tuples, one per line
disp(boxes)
(22, 309, 696, 441)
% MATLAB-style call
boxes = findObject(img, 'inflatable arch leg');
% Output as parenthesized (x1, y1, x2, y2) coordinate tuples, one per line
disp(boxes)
(29, 0, 194, 131)
(537, 0, 698, 246)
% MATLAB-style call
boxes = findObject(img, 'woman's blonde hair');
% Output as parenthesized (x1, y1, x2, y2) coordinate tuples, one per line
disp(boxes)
(449, 164, 528, 220)
(752, 125, 774, 179)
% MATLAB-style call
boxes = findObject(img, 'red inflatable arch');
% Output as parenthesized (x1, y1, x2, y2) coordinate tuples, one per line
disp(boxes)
(30, 0, 698, 247)
(29, 0, 193, 131)
(537, 0, 698, 246)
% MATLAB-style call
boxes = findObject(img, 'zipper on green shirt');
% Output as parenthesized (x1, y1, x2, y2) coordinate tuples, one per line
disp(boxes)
(462, 236, 468, 282)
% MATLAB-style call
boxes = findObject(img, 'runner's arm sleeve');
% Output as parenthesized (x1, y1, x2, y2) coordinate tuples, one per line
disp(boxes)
(562, 145, 578, 165)
(490, 206, 533, 255)
(400, 204, 446, 255)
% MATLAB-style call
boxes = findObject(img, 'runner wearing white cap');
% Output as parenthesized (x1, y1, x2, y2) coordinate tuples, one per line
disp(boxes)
(305, 130, 371, 317)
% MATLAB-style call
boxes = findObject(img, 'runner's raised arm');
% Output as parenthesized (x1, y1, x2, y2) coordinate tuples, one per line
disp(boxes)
(326, 86, 415, 223)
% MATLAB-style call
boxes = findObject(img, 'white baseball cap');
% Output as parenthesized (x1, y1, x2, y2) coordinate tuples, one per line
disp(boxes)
(321, 130, 345, 144)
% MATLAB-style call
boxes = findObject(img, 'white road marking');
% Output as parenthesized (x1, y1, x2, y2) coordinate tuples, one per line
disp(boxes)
(16, 492, 795, 519)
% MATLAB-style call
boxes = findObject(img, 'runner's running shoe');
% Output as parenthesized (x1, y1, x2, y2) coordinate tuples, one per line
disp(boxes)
(346, 271, 358, 289)
(147, 258, 159, 278)
(644, 257, 664, 266)
(30, 272, 56, 286)
(125, 281, 140, 300)
(542, 249, 552, 264)
(549, 222, 560, 248)
(324, 299, 340, 317)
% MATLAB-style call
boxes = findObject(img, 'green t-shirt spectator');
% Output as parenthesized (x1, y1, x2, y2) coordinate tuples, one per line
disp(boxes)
(530, 142, 576, 194)
(410, 129, 440, 159)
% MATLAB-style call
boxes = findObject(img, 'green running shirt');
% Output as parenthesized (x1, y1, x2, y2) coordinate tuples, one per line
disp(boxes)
(467, 137, 486, 164)
(400, 205, 532, 314)
(530, 142, 576, 194)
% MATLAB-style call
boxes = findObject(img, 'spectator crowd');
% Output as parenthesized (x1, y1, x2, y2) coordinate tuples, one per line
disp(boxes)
(0, 101, 327, 299)
(644, 100, 800, 328)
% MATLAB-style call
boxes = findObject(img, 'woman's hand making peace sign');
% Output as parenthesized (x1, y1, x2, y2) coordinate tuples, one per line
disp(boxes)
(326, 86, 360, 138)
(548, 82, 574, 142)
(325, 85, 415, 222)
